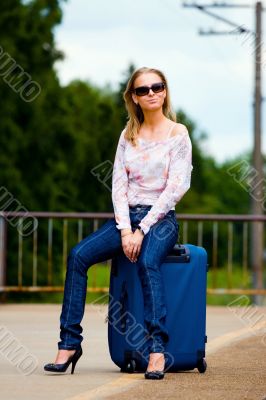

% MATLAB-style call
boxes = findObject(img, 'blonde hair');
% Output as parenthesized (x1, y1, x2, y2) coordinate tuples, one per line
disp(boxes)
(123, 67, 176, 147)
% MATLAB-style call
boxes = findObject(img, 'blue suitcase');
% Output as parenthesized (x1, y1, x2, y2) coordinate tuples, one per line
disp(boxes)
(107, 244, 208, 373)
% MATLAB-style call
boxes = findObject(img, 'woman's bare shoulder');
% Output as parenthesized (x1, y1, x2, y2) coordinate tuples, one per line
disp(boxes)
(170, 122, 189, 138)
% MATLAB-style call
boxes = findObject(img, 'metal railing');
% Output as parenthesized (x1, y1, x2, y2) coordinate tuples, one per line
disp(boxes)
(0, 212, 265, 295)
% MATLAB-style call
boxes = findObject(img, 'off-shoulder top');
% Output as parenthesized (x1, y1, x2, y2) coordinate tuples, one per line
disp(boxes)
(111, 124, 193, 235)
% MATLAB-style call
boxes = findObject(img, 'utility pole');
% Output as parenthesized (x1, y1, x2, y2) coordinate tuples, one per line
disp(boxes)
(251, 1, 264, 305)
(183, 1, 265, 305)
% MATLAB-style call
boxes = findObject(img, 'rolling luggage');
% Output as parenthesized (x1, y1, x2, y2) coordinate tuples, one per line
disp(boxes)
(107, 243, 208, 373)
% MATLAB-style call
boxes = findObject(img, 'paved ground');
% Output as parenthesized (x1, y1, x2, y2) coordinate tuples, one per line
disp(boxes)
(106, 334, 266, 400)
(0, 304, 266, 400)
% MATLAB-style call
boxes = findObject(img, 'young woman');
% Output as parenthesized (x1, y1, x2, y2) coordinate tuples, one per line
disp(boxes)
(44, 66, 193, 380)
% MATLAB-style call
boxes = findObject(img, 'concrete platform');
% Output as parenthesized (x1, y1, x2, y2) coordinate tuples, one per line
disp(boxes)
(0, 304, 266, 400)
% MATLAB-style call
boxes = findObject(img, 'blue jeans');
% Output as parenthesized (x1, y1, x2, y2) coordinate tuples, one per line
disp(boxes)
(58, 204, 179, 353)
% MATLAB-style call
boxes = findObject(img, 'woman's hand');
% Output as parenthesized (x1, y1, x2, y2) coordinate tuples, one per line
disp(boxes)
(121, 228, 144, 262)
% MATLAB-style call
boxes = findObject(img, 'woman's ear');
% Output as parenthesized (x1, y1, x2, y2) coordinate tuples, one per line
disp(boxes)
(132, 93, 138, 105)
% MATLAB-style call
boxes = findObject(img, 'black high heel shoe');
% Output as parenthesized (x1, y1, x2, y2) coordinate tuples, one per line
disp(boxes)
(144, 353, 165, 380)
(144, 369, 165, 380)
(44, 347, 83, 374)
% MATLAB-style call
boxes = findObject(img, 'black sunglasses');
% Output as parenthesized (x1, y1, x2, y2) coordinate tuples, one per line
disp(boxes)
(132, 82, 165, 97)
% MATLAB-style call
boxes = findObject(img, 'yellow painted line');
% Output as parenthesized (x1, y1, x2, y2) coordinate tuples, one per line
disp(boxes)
(65, 320, 266, 400)
(206, 319, 266, 354)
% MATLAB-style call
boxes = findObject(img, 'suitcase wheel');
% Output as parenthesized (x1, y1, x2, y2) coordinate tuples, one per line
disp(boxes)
(123, 359, 137, 373)
(197, 358, 207, 373)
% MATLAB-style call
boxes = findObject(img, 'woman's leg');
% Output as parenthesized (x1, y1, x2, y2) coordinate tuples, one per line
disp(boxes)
(135, 211, 179, 355)
(57, 217, 122, 351)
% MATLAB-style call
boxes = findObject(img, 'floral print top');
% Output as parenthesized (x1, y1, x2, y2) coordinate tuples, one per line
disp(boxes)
(111, 125, 193, 235)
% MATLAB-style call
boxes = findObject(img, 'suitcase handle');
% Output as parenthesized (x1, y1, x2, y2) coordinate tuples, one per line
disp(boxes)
(165, 244, 190, 263)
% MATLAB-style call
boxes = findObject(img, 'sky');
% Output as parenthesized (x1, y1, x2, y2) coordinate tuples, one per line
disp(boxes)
(54, 0, 265, 163)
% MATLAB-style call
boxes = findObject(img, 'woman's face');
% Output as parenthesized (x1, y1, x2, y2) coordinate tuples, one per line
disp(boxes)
(132, 72, 166, 112)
